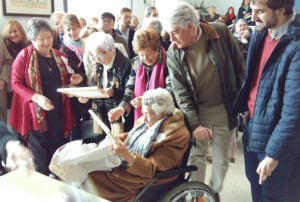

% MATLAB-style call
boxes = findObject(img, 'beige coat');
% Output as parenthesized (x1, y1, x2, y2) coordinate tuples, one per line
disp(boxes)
(88, 109, 190, 202)
(0, 36, 13, 123)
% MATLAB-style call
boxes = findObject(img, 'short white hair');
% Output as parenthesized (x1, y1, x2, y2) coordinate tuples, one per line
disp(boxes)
(142, 88, 175, 116)
(143, 17, 163, 34)
(50, 11, 66, 27)
(164, 2, 199, 29)
(85, 32, 115, 52)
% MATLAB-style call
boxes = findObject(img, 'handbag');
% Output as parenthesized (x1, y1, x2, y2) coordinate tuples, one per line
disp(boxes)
(81, 116, 105, 140)
(111, 116, 125, 136)
(81, 119, 96, 139)
(80, 103, 102, 140)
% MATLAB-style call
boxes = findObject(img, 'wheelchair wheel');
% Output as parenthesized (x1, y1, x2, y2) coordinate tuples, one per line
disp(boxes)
(160, 181, 215, 202)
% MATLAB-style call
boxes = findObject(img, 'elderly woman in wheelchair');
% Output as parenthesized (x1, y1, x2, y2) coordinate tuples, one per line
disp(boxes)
(51, 88, 215, 201)
(82, 88, 189, 201)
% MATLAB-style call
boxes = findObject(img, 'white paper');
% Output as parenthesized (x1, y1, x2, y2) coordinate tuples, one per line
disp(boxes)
(57, 86, 106, 98)
(88, 109, 117, 145)
(49, 139, 121, 185)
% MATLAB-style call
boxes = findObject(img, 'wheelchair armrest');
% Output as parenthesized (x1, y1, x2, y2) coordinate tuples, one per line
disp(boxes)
(154, 165, 198, 179)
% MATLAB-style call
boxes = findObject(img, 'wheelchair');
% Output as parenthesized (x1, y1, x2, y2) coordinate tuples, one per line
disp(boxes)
(134, 141, 216, 202)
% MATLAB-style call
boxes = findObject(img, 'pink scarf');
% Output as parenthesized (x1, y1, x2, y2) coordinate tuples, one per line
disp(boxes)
(63, 35, 84, 69)
(134, 47, 166, 121)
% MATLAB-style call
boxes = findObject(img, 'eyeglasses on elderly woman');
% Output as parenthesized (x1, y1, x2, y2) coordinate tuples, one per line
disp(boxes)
(36, 36, 53, 43)
(90, 50, 107, 60)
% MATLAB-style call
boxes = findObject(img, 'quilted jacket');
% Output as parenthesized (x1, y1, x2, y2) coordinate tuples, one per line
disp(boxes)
(233, 14, 300, 161)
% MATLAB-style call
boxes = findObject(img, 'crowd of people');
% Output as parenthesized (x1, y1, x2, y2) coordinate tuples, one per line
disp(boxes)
(0, 0, 299, 202)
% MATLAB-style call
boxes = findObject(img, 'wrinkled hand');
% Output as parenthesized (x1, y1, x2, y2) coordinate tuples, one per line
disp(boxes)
(108, 106, 125, 122)
(70, 74, 83, 85)
(192, 125, 213, 141)
(99, 87, 114, 98)
(110, 140, 134, 164)
(32, 93, 54, 111)
(130, 96, 142, 108)
(256, 156, 278, 185)
(78, 97, 89, 103)
(5, 140, 35, 172)
(0, 80, 6, 92)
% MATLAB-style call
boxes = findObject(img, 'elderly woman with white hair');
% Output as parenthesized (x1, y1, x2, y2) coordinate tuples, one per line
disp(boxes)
(86, 88, 189, 202)
(80, 32, 133, 139)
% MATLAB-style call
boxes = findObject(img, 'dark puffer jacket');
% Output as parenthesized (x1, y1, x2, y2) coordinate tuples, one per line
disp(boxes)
(233, 14, 300, 161)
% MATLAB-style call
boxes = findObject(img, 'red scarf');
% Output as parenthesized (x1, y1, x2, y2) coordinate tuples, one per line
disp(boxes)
(134, 47, 166, 121)
(227, 14, 236, 21)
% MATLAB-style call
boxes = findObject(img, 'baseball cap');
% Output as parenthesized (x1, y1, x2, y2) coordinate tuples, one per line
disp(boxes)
(101, 12, 115, 21)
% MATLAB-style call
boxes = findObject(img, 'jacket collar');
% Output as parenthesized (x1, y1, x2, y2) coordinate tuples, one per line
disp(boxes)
(287, 13, 300, 37)
(200, 20, 219, 41)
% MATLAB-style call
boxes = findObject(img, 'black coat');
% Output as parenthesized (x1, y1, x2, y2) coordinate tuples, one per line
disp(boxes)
(116, 28, 136, 59)
(92, 49, 133, 132)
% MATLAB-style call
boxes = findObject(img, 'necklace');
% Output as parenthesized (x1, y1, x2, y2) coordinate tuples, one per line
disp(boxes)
(41, 56, 53, 71)
(47, 58, 53, 71)
(39, 54, 54, 72)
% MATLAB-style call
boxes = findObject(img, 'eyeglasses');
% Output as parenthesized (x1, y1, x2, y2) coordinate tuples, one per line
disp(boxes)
(91, 51, 107, 60)
(141, 110, 155, 119)
(36, 36, 53, 43)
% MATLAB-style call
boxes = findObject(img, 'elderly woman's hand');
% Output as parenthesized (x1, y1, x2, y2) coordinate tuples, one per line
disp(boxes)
(78, 97, 89, 103)
(5, 140, 35, 172)
(111, 141, 135, 165)
(70, 74, 83, 85)
(31, 93, 54, 111)
(130, 96, 142, 108)
(108, 106, 125, 122)
(99, 87, 114, 98)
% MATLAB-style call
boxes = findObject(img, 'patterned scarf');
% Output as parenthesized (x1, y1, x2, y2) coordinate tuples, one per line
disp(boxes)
(125, 116, 167, 157)
(28, 48, 69, 131)
(134, 47, 166, 121)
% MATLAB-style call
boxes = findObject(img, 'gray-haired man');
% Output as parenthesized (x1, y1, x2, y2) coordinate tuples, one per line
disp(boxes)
(164, 2, 244, 200)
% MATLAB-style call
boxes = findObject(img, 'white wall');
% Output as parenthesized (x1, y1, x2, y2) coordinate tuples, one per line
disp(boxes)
(213, 0, 241, 15)
(0, 1, 64, 31)
(155, 0, 241, 22)
(131, 0, 145, 23)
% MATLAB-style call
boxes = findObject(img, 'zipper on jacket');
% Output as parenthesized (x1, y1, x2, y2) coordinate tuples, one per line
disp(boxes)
(248, 38, 281, 151)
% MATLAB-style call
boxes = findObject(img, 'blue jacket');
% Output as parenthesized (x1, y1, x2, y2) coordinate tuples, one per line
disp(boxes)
(233, 14, 300, 161)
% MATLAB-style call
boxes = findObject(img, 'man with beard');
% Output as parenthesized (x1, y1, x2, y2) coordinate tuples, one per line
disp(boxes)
(233, 0, 300, 201)
(116, 7, 135, 59)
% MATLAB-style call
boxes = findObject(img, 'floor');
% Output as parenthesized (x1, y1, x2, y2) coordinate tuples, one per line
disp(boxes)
(205, 132, 252, 202)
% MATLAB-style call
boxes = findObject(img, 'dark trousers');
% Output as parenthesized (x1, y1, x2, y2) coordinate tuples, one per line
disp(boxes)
(28, 119, 64, 175)
(287, 149, 300, 202)
(243, 117, 299, 202)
